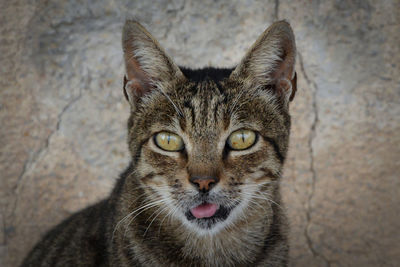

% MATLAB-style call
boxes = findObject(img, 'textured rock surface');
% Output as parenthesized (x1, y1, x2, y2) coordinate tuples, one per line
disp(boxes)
(1, 0, 399, 266)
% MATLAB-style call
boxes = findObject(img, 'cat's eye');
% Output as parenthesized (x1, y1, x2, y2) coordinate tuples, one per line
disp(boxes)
(227, 129, 257, 150)
(154, 132, 184, 152)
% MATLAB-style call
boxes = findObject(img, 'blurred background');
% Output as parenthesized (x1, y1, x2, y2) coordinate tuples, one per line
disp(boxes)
(1, 0, 399, 266)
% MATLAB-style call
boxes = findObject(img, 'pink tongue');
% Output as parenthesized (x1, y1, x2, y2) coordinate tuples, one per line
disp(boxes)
(190, 203, 218, 219)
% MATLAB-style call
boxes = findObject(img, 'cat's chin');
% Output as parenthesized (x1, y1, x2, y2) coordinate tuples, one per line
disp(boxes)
(184, 203, 233, 229)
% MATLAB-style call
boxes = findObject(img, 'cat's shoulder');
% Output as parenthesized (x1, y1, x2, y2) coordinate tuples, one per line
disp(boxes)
(21, 200, 110, 266)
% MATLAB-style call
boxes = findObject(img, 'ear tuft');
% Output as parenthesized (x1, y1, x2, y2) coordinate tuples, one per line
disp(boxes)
(231, 20, 297, 103)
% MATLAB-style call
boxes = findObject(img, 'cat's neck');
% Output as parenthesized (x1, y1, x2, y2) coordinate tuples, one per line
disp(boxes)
(177, 217, 270, 266)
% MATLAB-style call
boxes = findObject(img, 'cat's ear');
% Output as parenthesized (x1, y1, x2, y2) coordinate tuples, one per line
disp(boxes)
(122, 20, 185, 106)
(231, 21, 297, 103)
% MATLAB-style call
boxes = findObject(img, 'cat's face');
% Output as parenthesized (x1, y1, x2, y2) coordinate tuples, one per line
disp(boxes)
(122, 21, 296, 234)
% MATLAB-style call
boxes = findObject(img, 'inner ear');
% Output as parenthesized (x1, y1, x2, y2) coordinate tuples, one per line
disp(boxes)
(122, 20, 185, 106)
(272, 39, 295, 82)
(231, 21, 296, 102)
(123, 74, 152, 103)
(271, 38, 296, 101)
(123, 55, 152, 101)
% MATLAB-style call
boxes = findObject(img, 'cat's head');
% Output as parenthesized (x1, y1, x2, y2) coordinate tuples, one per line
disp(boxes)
(121, 20, 296, 234)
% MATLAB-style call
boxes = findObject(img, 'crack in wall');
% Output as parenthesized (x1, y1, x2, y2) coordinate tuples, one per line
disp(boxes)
(14, 90, 83, 192)
(298, 52, 332, 267)
(274, 0, 280, 21)
(163, 0, 186, 40)
(1, 211, 7, 246)
(10, 88, 85, 228)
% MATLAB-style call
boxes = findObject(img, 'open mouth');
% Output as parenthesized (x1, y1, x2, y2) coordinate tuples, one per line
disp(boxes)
(185, 202, 231, 228)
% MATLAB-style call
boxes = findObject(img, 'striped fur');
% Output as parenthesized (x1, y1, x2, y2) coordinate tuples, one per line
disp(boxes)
(22, 20, 296, 267)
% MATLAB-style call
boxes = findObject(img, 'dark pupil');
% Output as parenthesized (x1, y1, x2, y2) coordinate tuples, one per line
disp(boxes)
(241, 131, 245, 143)
(167, 133, 170, 144)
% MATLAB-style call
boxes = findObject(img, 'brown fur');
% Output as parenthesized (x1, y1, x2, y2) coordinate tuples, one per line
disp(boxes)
(22, 20, 296, 267)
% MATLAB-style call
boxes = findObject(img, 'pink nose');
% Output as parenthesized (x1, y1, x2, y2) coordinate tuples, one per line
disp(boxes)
(189, 176, 219, 192)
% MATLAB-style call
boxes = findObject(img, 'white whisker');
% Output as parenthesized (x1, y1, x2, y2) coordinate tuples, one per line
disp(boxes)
(143, 204, 170, 237)
(112, 198, 167, 240)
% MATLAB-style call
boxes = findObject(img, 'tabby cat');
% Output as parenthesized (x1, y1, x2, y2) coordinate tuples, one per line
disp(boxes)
(22, 20, 297, 266)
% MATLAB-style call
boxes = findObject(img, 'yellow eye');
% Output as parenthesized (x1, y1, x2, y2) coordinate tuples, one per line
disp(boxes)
(227, 129, 257, 150)
(154, 132, 184, 151)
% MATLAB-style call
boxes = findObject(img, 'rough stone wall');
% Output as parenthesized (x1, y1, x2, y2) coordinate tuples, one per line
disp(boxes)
(1, 0, 399, 266)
